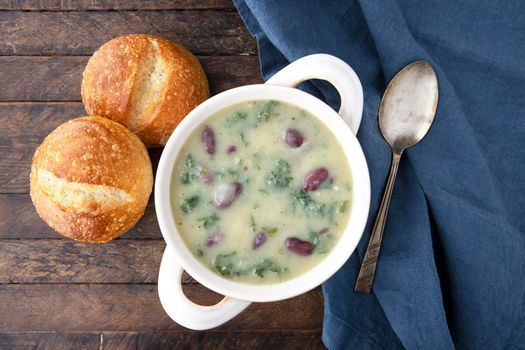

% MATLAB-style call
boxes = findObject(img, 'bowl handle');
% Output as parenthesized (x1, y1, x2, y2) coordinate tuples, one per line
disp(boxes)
(158, 246, 251, 330)
(266, 54, 364, 135)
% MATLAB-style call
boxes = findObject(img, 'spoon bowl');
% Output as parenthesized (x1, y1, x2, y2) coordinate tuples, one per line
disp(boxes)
(379, 61, 439, 154)
(355, 60, 438, 293)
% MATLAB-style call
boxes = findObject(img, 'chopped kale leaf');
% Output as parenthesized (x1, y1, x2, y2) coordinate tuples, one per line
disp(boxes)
(212, 251, 237, 276)
(198, 213, 220, 229)
(257, 101, 279, 123)
(180, 171, 197, 184)
(233, 111, 248, 122)
(180, 195, 200, 214)
(185, 154, 195, 168)
(253, 258, 285, 278)
(291, 189, 325, 216)
(308, 231, 333, 254)
(266, 159, 293, 188)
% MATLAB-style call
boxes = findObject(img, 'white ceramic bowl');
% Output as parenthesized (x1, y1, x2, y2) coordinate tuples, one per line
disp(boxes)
(155, 54, 370, 330)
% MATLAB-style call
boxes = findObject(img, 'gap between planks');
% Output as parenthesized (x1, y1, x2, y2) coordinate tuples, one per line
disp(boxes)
(0, 56, 262, 102)
(0, 330, 326, 350)
(0, 10, 257, 56)
(0, 330, 322, 334)
(0, 284, 324, 332)
(0, 193, 163, 239)
(0, 9, 237, 12)
(0, 0, 236, 12)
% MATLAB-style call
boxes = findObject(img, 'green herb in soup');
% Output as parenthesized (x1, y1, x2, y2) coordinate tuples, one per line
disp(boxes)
(180, 195, 199, 214)
(266, 159, 293, 189)
(198, 213, 220, 229)
(171, 100, 352, 284)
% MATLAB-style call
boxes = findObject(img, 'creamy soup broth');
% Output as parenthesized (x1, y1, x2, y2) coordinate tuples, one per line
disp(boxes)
(171, 100, 352, 284)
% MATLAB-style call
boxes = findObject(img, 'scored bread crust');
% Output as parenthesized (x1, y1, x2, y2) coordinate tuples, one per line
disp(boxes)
(30, 116, 153, 243)
(81, 34, 210, 147)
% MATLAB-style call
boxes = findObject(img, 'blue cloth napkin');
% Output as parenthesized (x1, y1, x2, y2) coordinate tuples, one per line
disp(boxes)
(234, 1, 525, 349)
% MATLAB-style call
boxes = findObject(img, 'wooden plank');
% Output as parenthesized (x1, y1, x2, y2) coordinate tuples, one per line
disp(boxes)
(101, 331, 325, 350)
(0, 194, 163, 239)
(0, 102, 160, 194)
(0, 285, 323, 332)
(0, 239, 165, 283)
(0, 58, 261, 192)
(0, 57, 87, 101)
(0, 11, 256, 56)
(0, 56, 261, 101)
(0, 102, 80, 193)
(0, 0, 235, 10)
(0, 331, 326, 350)
(0, 333, 100, 350)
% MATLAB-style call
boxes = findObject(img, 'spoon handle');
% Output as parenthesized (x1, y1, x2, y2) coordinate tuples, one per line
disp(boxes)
(355, 151, 402, 293)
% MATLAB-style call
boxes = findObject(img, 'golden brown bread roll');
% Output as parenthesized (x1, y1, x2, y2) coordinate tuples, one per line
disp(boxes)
(81, 34, 210, 147)
(30, 116, 153, 243)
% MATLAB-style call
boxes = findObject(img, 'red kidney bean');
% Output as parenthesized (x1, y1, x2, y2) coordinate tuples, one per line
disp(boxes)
(303, 167, 329, 191)
(201, 126, 216, 155)
(284, 128, 304, 148)
(226, 145, 237, 154)
(319, 227, 330, 234)
(252, 231, 267, 250)
(205, 230, 224, 247)
(214, 182, 243, 209)
(285, 237, 314, 256)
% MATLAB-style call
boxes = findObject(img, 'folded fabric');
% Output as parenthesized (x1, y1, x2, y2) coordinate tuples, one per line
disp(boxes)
(234, 1, 525, 349)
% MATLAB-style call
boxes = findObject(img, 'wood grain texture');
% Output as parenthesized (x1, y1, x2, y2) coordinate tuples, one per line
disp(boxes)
(101, 331, 325, 350)
(0, 56, 261, 101)
(0, 193, 162, 239)
(0, 111, 164, 195)
(0, 194, 163, 239)
(0, 4, 327, 347)
(0, 239, 165, 283)
(0, 285, 323, 332)
(0, 102, 81, 193)
(0, 11, 256, 56)
(0, 238, 196, 284)
(0, 333, 100, 350)
(0, 60, 262, 191)
(0, 0, 235, 10)
(0, 331, 326, 350)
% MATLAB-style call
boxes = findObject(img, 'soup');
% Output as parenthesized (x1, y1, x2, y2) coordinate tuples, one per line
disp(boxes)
(171, 100, 352, 284)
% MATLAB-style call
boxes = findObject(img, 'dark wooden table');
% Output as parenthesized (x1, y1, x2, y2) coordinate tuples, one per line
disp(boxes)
(0, 1, 326, 349)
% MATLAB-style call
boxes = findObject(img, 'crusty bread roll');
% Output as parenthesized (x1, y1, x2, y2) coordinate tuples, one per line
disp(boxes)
(30, 116, 153, 243)
(81, 34, 210, 147)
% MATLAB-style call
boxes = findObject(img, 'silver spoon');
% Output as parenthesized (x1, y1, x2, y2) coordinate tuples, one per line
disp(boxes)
(355, 61, 439, 294)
